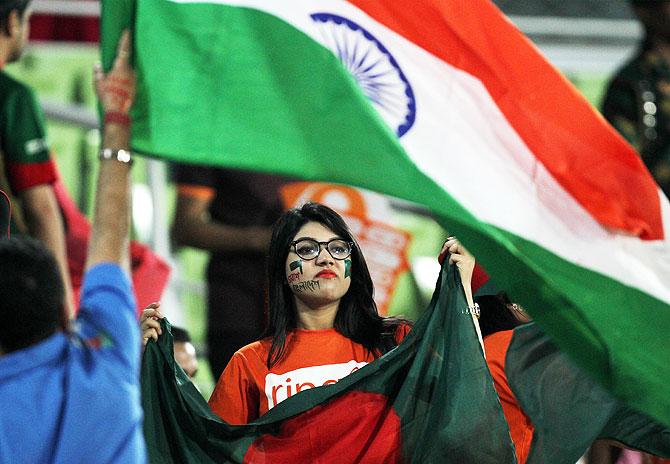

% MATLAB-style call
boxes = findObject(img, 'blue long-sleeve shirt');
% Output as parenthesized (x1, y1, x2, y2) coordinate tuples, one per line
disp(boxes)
(0, 263, 146, 463)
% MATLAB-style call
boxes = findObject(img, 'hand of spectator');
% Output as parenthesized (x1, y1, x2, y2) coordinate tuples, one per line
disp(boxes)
(94, 29, 136, 116)
(439, 237, 475, 288)
(140, 302, 164, 348)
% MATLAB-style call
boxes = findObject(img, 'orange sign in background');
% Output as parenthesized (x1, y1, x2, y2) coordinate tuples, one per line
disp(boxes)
(281, 182, 411, 315)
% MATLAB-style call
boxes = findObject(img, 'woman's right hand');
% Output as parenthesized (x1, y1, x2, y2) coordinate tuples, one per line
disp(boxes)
(140, 302, 164, 348)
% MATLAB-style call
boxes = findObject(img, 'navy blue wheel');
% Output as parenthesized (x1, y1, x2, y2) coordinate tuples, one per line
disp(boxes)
(311, 13, 416, 138)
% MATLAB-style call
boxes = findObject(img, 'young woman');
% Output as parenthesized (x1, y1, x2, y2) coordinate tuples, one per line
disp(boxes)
(205, 202, 411, 424)
(141, 202, 476, 425)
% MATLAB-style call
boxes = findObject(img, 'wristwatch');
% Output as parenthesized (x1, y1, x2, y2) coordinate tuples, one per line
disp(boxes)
(464, 303, 480, 319)
(99, 148, 133, 165)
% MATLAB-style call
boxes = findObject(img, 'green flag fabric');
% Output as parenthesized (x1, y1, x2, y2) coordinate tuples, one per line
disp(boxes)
(505, 323, 670, 463)
(102, 0, 670, 428)
(140, 262, 517, 463)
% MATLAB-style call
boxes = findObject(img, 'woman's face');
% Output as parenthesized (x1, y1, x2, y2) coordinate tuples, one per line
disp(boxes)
(285, 221, 352, 308)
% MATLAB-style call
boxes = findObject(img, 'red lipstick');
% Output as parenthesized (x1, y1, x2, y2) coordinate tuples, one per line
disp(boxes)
(315, 270, 337, 279)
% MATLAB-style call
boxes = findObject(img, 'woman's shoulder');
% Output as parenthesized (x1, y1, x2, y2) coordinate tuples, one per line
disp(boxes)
(233, 337, 273, 364)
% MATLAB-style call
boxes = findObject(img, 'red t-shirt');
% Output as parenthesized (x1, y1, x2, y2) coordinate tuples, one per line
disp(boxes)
(209, 325, 411, 425)
(484, 330, 534, 464)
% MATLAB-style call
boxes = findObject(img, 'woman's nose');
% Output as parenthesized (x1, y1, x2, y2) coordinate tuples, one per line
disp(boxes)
(315, 244, 333, 264)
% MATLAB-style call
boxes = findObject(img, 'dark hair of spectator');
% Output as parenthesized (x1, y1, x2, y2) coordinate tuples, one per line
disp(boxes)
(476, 292, 524, 338)
(0, 0, 31, 36)
(0, 236, 64, 353)
(171, 326, 192, 344)
(263, 202, 408, 368)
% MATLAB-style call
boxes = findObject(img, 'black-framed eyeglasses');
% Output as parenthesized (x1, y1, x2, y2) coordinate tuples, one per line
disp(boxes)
(290, 238, 354, 261)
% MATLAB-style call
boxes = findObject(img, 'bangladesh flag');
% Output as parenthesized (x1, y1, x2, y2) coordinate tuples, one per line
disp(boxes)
(505, 323, 670, 463)
(101, 0, 670, 427)
(141, 261, 517, 463)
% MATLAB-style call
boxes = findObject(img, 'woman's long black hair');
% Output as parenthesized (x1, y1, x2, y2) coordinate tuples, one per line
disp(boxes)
(476, 292, 524, 338)
(263, 202, 408, 368)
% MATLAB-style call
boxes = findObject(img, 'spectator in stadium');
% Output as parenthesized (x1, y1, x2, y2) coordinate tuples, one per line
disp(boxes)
(142, 208, 476, 425)
(204, 204, 477, 424)
(477, 291, 533, 464)
(172, 325, 199, 379)
(171, 164, 291, 379)
(479, 292, 670, 464)
(0, 0, 74, 317)
(143, 206, 477, 425)
(602, 0, 670, 198)
(0, 30, 146, 462)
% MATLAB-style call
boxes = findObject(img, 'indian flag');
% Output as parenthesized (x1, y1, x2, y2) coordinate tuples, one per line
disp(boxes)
(101, 0, 670, 426)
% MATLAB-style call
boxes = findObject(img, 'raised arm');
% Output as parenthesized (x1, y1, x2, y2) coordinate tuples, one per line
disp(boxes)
(439, 237, 476, 307)
(73, 30, 142, 370)
(86, 30, 135, 272)
(439, 237, 484, 351)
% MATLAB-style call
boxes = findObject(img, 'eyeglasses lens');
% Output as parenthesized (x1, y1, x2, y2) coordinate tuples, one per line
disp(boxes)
(293, 239, 351, 260)
(295, 240, 320, 259)
(327, 240, 351, 259)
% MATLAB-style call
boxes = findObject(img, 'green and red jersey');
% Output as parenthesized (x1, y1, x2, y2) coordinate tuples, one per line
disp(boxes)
(0, 70, 57, 194)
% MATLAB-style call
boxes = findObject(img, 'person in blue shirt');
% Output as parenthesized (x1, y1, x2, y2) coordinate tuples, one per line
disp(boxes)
(0, 30, 144, 463)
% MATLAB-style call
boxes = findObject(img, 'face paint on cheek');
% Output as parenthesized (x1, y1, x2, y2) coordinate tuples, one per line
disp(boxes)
(291, 280, 320, 293)
(289, 260, 303, 274)
(287, 272, 301, 284)
(344, 259, 352, 278)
